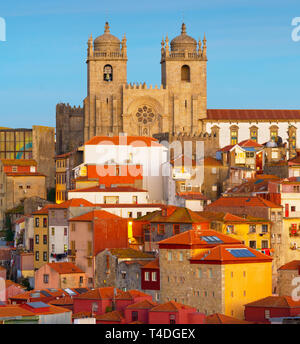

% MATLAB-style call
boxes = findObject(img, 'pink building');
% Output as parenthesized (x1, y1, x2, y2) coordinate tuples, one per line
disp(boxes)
(0, 266, 6, 280)
(5, 280, 26, 302)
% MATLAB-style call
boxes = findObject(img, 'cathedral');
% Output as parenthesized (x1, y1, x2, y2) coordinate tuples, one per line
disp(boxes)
(56, 22, 300, 159)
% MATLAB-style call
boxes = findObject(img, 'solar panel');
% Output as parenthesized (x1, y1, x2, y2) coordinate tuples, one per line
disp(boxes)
(41, 290, 52, 297)
(64, 288, 76, 296)
(74, 288, 89, 294)
(27, 301, 50, 309)
(30, 292, 41, 298)
(227, 249, 256, 258)
(201, 236, 223, 244)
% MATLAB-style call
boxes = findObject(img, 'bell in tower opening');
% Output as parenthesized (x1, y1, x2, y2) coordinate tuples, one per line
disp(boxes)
(103, 64, 113, 82)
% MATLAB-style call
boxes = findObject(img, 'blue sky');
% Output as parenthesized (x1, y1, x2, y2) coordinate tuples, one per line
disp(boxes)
(0, 0, 299, 128)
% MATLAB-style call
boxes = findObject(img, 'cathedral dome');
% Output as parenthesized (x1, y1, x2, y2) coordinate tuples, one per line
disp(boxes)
(170, 23, 197, 52)
(94, 22, 121, 52)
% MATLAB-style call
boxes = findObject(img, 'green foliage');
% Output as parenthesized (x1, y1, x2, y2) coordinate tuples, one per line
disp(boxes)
(20, 277, 33, 291)
(105, 306, 112, 313)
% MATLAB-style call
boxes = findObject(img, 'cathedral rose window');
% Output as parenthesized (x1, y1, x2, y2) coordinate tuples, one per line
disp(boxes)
(136, 106, 155, 124)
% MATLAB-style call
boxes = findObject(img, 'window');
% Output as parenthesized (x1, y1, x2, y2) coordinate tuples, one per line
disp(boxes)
(132, 311, 138, 322)
(43, 235, 47, 245)
(128, 212, 133, 218)
(169, 314, 176, 324)
(137, 212, 142, 218)
(64, 228, 67, 236)
(155, 293, 160, 301)
(79, 276, 83, 284)
(71, 223, 75, 232)
(249, 241, 256, 249)
(121, 271, 127, 279)
(35, 234, 39, 244)
(212, 185, 217, 191)
(43, 252, 47, 261)
(269, 126, 278, 142)
(180, 183, 186, 192)
(43, 217, 47, 228)
(51, 244, 55, 253)
(181, 65, 190, 82)
(231, 271, 234, 278)
(35, 218, 39, 228)
(230, 126, 238, 145)
(173, 224, 180, 235)
(179, 252, 183, 261)
(12, 166, 18, 172)
(92, 302, 98, 313)
(209, 268, 213, 278)
(64, 210, 67, 218)
(249, 225, 256, 233)
(262, 240, 269, 249)
(26, 185, 31, 189)
(18, 185, 23, 189)
(152, 272, 157, 281)
(198, 268, 202, 278)
(265, 310, 270, 319)
(132, 196, 138, 204)
(212, 167, 217, 174)
(35, 251, 39, 261)
(250, 126, 258, 142)
(145, 271, 150, 281)
(103, 64, 113, 82)
(291, 206, 296, 212)
(43, 274, 49, 284)
(262, 224, 268, 233)
(168, 251, 172, 261)
(158, 224, 165, 235)
(51, 228, 55, 236)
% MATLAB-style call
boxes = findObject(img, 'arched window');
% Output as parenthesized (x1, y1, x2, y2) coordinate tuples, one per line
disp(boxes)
(181, 65, 190, 82)
(103, 64, 113, 82)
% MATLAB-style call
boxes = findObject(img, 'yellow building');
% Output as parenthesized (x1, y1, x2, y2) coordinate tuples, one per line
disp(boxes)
(55, 154, 68, 204)
(199, 211, 272, 254)
(33, 205, 51, 270)
(159, 229, 273, 320)
(282, 217, 300, 262)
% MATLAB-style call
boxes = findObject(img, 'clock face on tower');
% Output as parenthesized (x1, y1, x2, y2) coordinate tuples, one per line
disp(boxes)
(103, 65, 113, 82)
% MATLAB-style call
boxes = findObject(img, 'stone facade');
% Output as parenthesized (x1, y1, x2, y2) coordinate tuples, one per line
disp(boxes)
(277, 268, 299, 297)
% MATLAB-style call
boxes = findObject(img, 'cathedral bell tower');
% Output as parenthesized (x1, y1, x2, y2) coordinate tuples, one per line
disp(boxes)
(161, 23, 207, 134)
(84, 22, 128, 141)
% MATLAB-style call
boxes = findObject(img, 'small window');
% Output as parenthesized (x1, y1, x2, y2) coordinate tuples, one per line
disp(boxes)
(35, 218, 40, 228)
(132, 311, 138, 322)
(43, 274, 49, 284)
(43, 218, 47, 228)
(198, 268, 202, 278)
(262, 240, 269, 249)
(262, 224, 268, 233)
(179, 252, 183, 261)
(64, 228, 67, 236)
(128, 212, 133, 218)
(79, 276, 83, 284)
(265, 309, 270, 319)
(169, 314, 176, 324)
(43, 252, 47, 261)
(249, 241, 256, 249)
(209, 268, 213, 278)
(158, 224, 165, 235)
(35, 251, 39, 261)
(181, 65, 190, 82)
(43, 235, 47, 245)
(152, 272, 157, 282)
(145, 271, 150, 281)
(173, 224, 180, 235)
(35, 234, 39, 244)
(212, 167, 217, 174)
(103, 64, 113, 82)
(51, 228, 55, 236)
(12, 166, 18, 172)
(291, 206, 296, 212)
(168, 251, 172, 261)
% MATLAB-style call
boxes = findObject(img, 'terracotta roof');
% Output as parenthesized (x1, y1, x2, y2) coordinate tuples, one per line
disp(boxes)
(142, 207, 210, 224)
(126, 299, 157, 309)
(206, 196, 282, 209)
(6, 172, 45, 177)
(245, 296, 300, 308)
(48, 296, 74, 306)
(142, 258, 159, 269)
(68, 186, 148, 193)
(95, 203, 163, 209)
(1, 159, 37, 166)
(205, 313, 252, 324)
(177, 192, 207, 200)
(69, 209, 123, 222)
(0, 265, 5, 270)
(238, 139, 263, 148)
(74, 287, 121, 300)
(96, 310, 124, 322)
(190, 244, 272, 264)
(107, 248, 154, 259)
(32, 204, 54, 215)
(72, 311, 92, 319)
(207, 109, 300, 121)
(197, 211, 270, 224)
(150, 301, 194, 312)
(204, 157, 223, 167)
(0, 303, 70, 318)
(158, 229, 241, 247)
(47, 262, 84, 274)
(48, 198, 94, 209)
(217, 145, 234, 152)
(278, 260, 300, 271)
(115, 290, 150, 300)
(84, 135, 162, 147)
(5, 280, 26, 290)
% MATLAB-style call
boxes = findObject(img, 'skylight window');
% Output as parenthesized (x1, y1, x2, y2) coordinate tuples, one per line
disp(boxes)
(227, 249, 256, 258)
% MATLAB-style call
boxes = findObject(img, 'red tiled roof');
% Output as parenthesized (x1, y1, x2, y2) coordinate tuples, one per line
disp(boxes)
(107, 248, 154, 259)
(177, 192, 207, 201)
(84, 135, 162, 147)
(278, 260, 300, 271)
(126, 299, 157, 309)
(48, 296, 74, 306)
(72, 311, 92, 319)
(68, 186, 148, 193)
(205, 313, 252, 324)
(5, 280, 26, 290)
(6, 172, 45, 177)
(47, 262, 84, 274)
(158, 229, 241, 247)
(74, 287, 121, 300)
(238, 139, 263, 148)
(94, 203, 163, 209)
(217, 145, 235, 152)
(96, 310, 124, 322)
(1, 159, 37, 166)
(142, 258, 159, 269)
(48, 198, 94, 209)
(190, 244, 272, 264)
(245, 296, 300, 308)
(69, 209, 123, 222)
(115, 290, 150, 300)
(0, 303, 71, 317)
(206, 196, 282, 209)
(32, 204, 54, 215)
(150, 301, 194, 312)
(207, 109, 300, 121)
